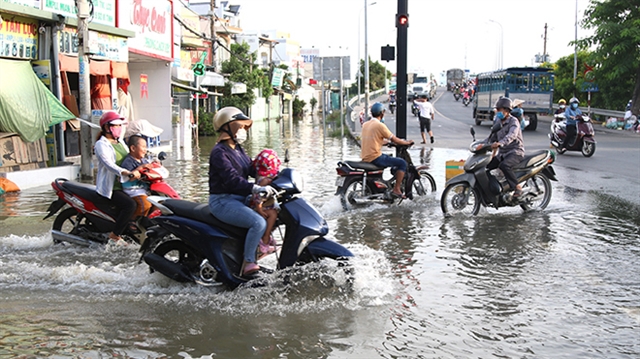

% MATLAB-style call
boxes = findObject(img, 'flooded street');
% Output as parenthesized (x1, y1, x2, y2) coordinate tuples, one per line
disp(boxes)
(1, 116, 639, 358)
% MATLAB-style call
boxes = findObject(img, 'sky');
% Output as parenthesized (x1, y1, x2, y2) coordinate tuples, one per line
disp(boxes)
(228, 0, 593, 82)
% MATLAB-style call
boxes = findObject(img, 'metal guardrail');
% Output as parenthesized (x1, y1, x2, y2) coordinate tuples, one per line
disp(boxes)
(345, 89, 386, 133)
(552, 104, 625, 119)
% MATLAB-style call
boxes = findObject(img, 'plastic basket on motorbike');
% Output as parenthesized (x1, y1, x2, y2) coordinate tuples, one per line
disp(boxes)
(445, 160, 465, 181)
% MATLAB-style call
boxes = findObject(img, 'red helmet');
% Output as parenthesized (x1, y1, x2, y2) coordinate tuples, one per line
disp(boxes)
(253, 149, 281, 178)
(99, 111, 126, 127)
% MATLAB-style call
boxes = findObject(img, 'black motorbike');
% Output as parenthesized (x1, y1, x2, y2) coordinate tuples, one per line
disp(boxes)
(140, 168, 353, 289)
(441, 126, 557, 216)
(389, 98, 397, 114)
(411, 101, 420, 117)
(335, 143, 436, 210)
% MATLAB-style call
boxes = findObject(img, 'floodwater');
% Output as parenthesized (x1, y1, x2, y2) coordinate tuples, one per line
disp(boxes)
(1, 116, 639, 359)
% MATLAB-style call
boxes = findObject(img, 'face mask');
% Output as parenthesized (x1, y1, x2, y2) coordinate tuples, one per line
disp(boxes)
(571, 103, 578, 109)
(235, 128, 247, 144)
(380, 118, 385, 123)
(496, 112, 506, 120)
(559, 105, 565, 109)
(109, 125, 123, 139)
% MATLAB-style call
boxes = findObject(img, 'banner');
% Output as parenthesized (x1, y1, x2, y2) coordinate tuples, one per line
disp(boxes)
(0, 16, 38, 59)
(42, 0, 116, 27)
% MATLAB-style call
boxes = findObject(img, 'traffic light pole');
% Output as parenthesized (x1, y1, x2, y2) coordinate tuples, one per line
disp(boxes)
(395, 0, 408, 141)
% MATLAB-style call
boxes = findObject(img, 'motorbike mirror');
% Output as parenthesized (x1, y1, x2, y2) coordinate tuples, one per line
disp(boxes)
(157, 151, 167, 161)
(470, 126, 476, 140)
(284, 149, 289, 164)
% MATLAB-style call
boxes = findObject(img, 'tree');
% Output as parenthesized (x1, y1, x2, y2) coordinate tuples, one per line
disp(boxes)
(219, 42, 272, 112)
(310, 97, 318, 112)
(577, 0, 640, 113)
(552, 51, 604, 107)
(348, 58, 393, 95)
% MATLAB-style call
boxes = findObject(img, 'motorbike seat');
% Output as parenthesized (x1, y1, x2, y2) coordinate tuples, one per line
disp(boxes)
(161, 199, 248, 239)
(342, 161, 385, 172)
(60, 180, 102, 201)
(513, 150, 548, 169)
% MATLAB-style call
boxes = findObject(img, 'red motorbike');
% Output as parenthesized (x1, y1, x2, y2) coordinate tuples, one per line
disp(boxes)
(44, 152, 179, 246)
(549, 113, 596, 157)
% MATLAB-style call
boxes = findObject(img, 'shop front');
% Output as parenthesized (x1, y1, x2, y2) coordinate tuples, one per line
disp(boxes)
(117, 0, 174, 145)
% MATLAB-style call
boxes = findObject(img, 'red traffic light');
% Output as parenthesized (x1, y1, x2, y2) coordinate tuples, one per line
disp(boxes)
(396, 14, 408, 27)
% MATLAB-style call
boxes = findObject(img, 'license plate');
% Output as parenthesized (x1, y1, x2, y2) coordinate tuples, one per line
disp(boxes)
(335, 176, 345, 187)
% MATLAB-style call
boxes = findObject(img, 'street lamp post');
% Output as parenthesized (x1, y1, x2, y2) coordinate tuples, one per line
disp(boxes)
(358, 1, 376, 106)
(489, 19, 503, 70)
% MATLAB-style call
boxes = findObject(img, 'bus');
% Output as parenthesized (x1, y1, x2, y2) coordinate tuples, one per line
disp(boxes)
(473, 67, 554, 131)
(446, 68, 464, 91)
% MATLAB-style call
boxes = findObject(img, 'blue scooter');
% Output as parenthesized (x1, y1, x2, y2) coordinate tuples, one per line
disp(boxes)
(140, 168, 353, 289)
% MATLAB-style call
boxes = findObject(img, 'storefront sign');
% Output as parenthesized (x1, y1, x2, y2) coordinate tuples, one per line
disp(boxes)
(177, 0, 203, 47)
(57, 27, 127, 62)
(42, 0, 116, 27)
(300, 48, 320, 63)
(0, 16, 38, 59)
(118, 0, 173, 61)
(32, 59, 51, 86)
(2, 0, 40, 8)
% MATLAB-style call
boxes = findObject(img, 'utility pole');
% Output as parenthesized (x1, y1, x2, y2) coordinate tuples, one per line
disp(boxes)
(543, 23, 548, 62)
(210, 0, 217, 113)
(363, 0, 370, 120)
(77, 0, 92, 179)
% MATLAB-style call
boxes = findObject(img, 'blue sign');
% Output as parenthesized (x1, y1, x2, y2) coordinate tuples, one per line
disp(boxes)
(581, 82, 599, 92)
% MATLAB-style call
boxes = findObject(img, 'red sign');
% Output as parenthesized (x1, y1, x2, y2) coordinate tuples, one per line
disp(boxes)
(140, 74, 148, 98)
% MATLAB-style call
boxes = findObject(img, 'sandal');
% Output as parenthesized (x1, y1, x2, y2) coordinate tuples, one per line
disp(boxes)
(242, 262, 260, 276)
(259, 242, 276, 256)
(390, 191, 406, 199)
(268, 235, 277, 247)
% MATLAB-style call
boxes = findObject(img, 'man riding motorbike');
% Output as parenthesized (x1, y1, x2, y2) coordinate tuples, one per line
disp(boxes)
(486, 97, 525, 197)
(360, 102, 414, 199)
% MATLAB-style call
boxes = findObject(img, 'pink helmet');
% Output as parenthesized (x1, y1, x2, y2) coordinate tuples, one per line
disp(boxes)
(253, 149, 281, 178)
(99, 111, 126, 127)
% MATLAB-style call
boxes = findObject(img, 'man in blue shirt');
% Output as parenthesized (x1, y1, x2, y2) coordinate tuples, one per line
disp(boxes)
(563, 97, 582, 150)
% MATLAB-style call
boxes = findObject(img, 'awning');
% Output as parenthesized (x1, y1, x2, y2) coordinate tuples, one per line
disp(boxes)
(171, 81, 222, 96)
(200, 71, 225, 87)
(59, 54, 129, 78)
(0, 59, 75, 142)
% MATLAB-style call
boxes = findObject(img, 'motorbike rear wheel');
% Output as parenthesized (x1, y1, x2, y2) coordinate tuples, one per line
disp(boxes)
(581, 141, 596, 157)
(152, 240, 203, 279)
(340, 178, 373, 211)
(52, 208, 101, 244)
(519, 174, 552, 211)
(413, 170, 437, 196)
(441, 183, 480, 216)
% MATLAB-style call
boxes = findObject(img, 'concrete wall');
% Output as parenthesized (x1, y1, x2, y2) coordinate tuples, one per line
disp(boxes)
(128, 62, 172, 142)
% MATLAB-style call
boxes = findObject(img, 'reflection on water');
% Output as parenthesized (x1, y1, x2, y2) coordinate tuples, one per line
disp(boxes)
(0, 115, 639, 358)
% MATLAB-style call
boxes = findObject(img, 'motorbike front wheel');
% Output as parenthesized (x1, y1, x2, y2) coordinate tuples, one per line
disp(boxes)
(581, 141, 596, 157)
(413, 170, 437, 196)
(441, 183, 480, 216)
(519, 174, 552, 211)
(339, 179, 373, 211)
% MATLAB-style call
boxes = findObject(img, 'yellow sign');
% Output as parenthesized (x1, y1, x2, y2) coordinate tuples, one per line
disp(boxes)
(0, 16, 38, 59)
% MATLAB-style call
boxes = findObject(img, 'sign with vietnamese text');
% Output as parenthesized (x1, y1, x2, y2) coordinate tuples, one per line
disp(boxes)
(2, 0, 40, 8)
(271, 67, 285, 87)
(300, 48, 319, 63)
(0, 16, 38, 59)
(42, 0, 116, 27)
(58, 27, 127, 62)
(117, 0, 173, 61)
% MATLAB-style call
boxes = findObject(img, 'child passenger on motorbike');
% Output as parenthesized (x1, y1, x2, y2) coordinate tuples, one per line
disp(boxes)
(208, 107, 277, 276)
(250, 149, 281, 257)
(121, 135, 154, 219)
(486, 97, 525, 197)
(361, 102, 414, 199)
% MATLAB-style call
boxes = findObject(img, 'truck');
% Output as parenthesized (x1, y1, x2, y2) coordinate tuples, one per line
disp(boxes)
(446, 68, 464, 91)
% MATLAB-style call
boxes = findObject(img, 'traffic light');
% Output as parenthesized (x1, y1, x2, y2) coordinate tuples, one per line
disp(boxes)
(396, 14, 408, 27)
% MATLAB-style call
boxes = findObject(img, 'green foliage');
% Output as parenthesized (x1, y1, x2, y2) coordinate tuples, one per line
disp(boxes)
(292, 97, 306, 117)
(552, 51, 600, 106)
(198, 107, 216, 136)
(576, 0, 640, 112)
(310, 97, 318, 112)
(219, 42, 272, 111)
(348, 58, 392, 95)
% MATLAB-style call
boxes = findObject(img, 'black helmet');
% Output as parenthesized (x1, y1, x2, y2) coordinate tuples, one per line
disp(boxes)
(371, 102, 385, 117)
(494, 97, 512, 110)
